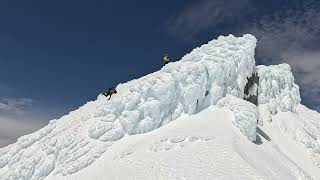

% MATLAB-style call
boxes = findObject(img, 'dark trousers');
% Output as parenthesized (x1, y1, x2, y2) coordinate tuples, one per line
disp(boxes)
(102, 92, 112, 100)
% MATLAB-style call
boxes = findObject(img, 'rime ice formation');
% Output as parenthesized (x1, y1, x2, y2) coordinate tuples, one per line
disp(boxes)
(257, 63, 301, 114)
(217, 95, 258, 141)
(256, 64, 320, 169)
(0, 34, 317, 180)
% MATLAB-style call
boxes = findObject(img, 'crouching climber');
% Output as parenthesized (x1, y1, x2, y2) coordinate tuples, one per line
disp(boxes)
(102, 87, 117, 100)
(163, 53, 170, 66)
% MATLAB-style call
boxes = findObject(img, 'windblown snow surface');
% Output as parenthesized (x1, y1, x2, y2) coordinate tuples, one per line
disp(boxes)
(1, 34, 320, 180)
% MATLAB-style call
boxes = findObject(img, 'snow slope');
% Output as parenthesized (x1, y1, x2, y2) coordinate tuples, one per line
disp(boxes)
(45, 106, 319, 180)
(0, 34, 319, 180)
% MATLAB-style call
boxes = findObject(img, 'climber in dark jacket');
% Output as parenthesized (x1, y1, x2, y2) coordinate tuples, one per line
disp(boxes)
(102, 87, 117, 100)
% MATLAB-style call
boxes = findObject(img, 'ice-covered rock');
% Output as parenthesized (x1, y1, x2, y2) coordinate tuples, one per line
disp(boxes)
(257, 63, 301, 114)
(0, 34, 258, 179)
(217, 95, 258, 142)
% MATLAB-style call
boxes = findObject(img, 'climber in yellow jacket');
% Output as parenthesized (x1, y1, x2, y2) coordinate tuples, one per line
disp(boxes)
(163, 53, 170, 66)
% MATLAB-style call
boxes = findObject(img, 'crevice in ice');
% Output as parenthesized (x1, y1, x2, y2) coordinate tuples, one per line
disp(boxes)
(244, 71, 259, 106)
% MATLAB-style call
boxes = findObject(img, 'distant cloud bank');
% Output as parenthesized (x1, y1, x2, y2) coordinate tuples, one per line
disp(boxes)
(0, 116, 47, 147)
(0, 97, 34, 113)
(0, 97, 48, 147)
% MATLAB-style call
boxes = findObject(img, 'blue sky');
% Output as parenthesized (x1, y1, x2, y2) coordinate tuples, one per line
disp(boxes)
(1, 0, 319, 146)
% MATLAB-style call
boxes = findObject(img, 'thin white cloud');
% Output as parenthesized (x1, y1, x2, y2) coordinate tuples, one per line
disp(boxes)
(166, 0, 251, 39)
(249, 1, 320, 63)
(248, 1, 320, 111)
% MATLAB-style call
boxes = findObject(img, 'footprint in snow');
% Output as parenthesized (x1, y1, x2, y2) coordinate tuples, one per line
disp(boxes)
(149, 135, 215, 152)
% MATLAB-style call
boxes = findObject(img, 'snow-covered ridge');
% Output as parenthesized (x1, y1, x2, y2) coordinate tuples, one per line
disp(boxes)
(0, 34, 308, 180)
(0, 34, 258, 179)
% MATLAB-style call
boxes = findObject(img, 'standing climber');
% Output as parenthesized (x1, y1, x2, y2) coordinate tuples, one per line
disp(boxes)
(102, 87, 117, 100)
(163, 53, 170, 66)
